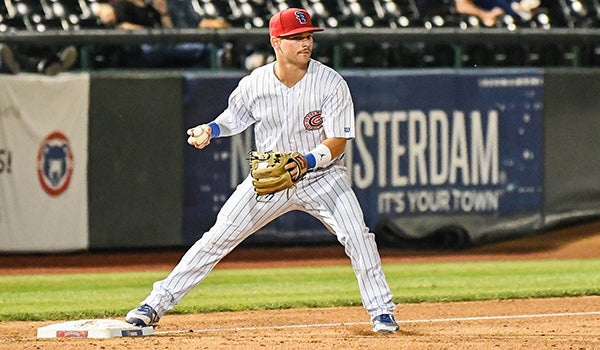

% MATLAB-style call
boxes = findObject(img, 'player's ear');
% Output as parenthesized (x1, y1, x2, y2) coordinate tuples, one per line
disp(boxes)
(270, 36, 280, 49)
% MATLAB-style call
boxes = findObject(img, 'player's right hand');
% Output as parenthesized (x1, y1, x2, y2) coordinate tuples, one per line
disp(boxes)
(187, 124, 212, 149)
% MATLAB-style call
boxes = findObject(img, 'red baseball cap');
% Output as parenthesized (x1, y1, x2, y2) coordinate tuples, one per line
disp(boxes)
(269, 8, 323, 37)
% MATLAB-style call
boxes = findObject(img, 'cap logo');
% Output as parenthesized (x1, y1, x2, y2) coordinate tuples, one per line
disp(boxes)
(269, 8, 323, 37)
(295, 10, 308, 25)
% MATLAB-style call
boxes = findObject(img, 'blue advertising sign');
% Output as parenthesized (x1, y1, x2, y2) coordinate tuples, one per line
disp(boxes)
(345, 69, 544, 226)
(182, 74, 246, 243)
(182, 69, 544, 245)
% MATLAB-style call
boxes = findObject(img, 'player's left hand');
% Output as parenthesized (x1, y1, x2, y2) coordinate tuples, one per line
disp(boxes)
(284, 153, 308, 181)
(249, 151, 308, 195)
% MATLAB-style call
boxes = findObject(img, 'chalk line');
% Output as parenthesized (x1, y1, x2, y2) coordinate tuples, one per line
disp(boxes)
(154, 310, 600, 335)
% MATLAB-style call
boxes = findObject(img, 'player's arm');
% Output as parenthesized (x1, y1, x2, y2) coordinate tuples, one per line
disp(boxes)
(307, 137, 346, 167)
(321, 137, 347, 160)
(187, 75, 256, 149)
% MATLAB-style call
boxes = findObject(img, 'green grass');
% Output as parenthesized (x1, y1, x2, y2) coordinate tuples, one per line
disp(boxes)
(1, 259, 600, 321)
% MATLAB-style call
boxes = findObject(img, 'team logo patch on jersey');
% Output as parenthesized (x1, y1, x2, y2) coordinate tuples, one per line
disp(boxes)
(295, 10, 308, 24)
(304, 110, 323, 130)
(37, 131, 74, 197)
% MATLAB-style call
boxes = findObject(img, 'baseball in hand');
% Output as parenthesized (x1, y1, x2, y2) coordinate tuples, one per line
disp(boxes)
(187, 126, 210, 148)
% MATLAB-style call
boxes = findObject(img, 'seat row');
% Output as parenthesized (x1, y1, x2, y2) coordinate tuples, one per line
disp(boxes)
(3, 0, 600, 33)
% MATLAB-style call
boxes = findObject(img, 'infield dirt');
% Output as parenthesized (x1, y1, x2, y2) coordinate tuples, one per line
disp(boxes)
(1, 219, 600, 349)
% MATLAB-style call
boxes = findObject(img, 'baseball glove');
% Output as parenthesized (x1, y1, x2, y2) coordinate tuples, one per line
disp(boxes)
(249, 150, 308, 196)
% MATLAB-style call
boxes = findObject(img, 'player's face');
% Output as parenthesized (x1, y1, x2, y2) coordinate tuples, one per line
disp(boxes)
(273, 32, 314, 65)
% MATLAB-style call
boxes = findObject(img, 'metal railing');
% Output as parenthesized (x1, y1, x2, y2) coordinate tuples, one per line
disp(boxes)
(1, 27, 599, 69)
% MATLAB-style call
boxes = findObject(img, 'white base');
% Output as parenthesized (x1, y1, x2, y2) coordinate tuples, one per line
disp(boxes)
(37, 319, 154, 338)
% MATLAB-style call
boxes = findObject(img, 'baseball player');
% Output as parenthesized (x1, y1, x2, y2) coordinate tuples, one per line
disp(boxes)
(126, 7, 399, 333)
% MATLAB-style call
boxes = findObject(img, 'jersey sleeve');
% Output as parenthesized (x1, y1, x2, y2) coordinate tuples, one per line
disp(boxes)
(212, 76, 256, 137)
(321, 77, 355, 139)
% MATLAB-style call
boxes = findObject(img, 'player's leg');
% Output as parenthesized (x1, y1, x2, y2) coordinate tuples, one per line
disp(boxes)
(297, 167, 398, 332)
(127, 176, 294, 326)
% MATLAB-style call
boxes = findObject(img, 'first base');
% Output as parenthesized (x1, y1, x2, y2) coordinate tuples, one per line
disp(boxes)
(37, 319, 154, 339)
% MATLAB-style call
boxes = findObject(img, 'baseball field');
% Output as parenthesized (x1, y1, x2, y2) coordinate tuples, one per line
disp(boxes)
(1, 219, 600, 349)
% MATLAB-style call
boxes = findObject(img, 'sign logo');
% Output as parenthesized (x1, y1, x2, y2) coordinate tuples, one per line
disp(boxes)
(37, 131, 74, 197)
(304, 110, 323, 130)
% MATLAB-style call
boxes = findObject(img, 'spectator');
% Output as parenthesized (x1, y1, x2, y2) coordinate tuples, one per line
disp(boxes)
(455, 0, 540, 26)
(0, 43, 78, 75)
(94, 0, 168, 29)
(92, 0, 224, 68)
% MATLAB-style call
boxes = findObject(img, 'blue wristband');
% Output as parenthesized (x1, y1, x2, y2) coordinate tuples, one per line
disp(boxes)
(305, 153, 316, 169)
(208, 122, 220, 138)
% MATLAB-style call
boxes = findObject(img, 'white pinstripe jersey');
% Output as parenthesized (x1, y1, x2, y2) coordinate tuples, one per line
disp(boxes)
(141, 61, 397, 320)
(213, 59, 355, 155)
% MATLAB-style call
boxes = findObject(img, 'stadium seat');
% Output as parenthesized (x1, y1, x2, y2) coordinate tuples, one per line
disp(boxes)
(55, 0, 100, 29)
(527, 8, 553, 28)
(51, 0, 93, 19)
(0, 14, 30, 31)
(417, 0, 465, 28)
(558, 0, 600, 27)
(374, 0, 421, 27)
(234, 0, 271, 28)
(3, 0, 600, 70)
(303, 0, 348, 28)
(32, 15, 67, 30)
(271, 0, 304, 10)
(62, 15, 98, 29)
(1, 0, 11, 17)
(196, 0, 234, 19)
(7, 0, 74, 30)
(344, 0, 390, 27)
(12, 0, 49, 18)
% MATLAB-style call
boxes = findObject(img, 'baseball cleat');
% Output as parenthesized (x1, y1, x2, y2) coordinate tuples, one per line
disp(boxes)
(125, 304, 160, 327)
(0, 44, 20, 74)
(372, 314, 399, 333)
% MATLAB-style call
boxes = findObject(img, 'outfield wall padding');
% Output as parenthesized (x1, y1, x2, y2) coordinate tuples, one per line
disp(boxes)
(3, 68, 598, 252)
(86, 68, 600, 249)
(88, 72, 184, 249)
(543, 69, 600, 224)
